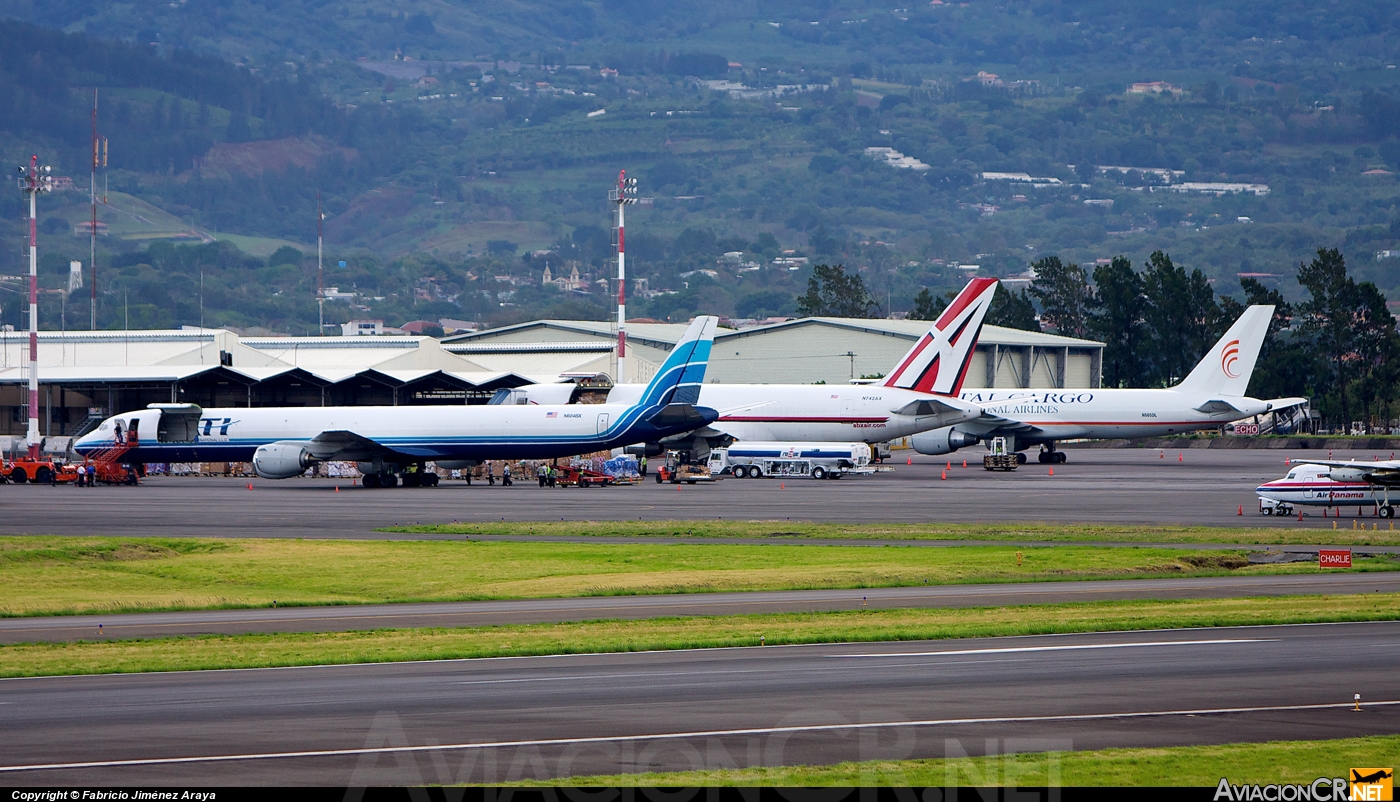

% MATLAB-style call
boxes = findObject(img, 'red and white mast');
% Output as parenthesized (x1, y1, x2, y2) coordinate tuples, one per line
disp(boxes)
(19, 156, 53, 460)
(610, 170, 638, 383)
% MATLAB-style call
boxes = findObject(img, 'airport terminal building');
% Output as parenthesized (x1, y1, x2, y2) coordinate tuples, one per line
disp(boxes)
(0, 320, 1102, 446)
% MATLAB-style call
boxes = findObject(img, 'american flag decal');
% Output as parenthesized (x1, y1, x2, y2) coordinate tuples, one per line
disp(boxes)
(546, 411, 557, 418)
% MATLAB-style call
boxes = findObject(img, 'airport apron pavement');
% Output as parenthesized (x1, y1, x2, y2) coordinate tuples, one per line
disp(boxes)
(0, 622, 1395, 784)
(0, 449, 1389, 538)
(5, 572, 1400, 644)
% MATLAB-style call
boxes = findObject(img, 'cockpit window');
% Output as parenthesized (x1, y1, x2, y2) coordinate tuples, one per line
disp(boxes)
(1286, 470, 1296, 479)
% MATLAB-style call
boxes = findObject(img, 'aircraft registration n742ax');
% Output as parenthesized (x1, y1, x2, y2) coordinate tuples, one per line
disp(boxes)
(503, 277, 1001, 444)
(74, 316, 722, 487)
(912, 304, 1308, 464)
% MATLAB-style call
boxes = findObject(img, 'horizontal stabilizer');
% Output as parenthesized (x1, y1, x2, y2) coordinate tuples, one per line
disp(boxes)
(891, 398, 963, 417)
(1267, 397, 1309, 412)
(1194, 399, 1244, 415)
(646, 403, 715, 428)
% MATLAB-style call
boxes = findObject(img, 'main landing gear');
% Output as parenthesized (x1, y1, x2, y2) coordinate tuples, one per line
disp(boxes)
(1037, 444, 1066, 464)
(360, 463, 440, 489)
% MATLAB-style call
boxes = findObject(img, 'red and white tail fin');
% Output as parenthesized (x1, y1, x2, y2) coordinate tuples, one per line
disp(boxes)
(882, 278, 999, 396)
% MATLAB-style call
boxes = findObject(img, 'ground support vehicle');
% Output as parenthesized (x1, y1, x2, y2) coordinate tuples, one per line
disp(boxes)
(982, 437, 1019, 472)
(557, 466, 615, 487)
(4, 458, 80, 484)
(710, 441, 874, 480)
(656, 451, 713, 484)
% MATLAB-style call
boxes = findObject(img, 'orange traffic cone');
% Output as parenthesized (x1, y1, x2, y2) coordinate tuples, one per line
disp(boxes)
(1178, 453, 1183, 462)
(941, 470, 946, 480)
(1159, 450, 1164, 459)
(335, 486, 340, 493)
(947, 460, 952, 470)
(247, 483, 253, 490)
(1297, 509, 1303, 521)
(781, 482, 785, 490)
(1048, 467, 1054, 476)
(962, 459, 967, 468)
(907, 456, 912, 465)
(1237, 504, 1243, 515)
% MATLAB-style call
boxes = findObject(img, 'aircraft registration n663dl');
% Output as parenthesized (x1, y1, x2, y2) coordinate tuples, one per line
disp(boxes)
(912, 304, 1308, 464)
(74, 316, 721, 488)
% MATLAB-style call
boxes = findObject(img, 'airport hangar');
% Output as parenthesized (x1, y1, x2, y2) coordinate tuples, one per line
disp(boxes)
(0, 319, 1102, 443)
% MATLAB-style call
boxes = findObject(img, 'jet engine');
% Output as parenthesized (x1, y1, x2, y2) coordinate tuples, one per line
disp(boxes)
(252, 441, 315, 479)
(911, 427, 980, 456)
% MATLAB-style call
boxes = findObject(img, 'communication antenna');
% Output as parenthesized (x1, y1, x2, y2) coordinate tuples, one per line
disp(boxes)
(18, 155, 54, 460)
(609, 170, 638, 382)
(317, 192, 325, 335)
(90, 89, 99, 330)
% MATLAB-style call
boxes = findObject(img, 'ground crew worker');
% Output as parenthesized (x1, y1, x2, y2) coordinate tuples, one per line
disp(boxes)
(547, 463, 557, 488)
(502, 462, 512, 486)
(639, 455, 647, 477)
(486, 463, 495, 485)
(537, 462, 547, 487)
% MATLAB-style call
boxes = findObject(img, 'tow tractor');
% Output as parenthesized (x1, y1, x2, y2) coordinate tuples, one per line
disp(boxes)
(4, 456, 80, 484)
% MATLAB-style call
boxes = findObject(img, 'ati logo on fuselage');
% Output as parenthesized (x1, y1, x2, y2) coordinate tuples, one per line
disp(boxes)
(199, 417, 237, 437)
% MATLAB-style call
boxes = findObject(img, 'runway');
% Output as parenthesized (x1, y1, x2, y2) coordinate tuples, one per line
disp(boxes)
(6, 572, 1400, 644)
(0, 449, 1387, 538)
(1, 621, 1396, 783)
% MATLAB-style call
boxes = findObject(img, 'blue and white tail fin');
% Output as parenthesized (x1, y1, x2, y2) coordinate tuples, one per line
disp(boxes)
(1175, 305, 1274, 396)
(882, 278, 999, 395)
(639, 315, 719, 408)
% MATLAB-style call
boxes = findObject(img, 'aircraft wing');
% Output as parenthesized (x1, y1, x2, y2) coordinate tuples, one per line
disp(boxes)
(303, 430, 434, 461)
(1288, 458, 1400, 486)
(953, 412, 1044, 438)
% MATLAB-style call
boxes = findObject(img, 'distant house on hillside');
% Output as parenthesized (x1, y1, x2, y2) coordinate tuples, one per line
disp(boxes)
(1128, 81, 1183, 95)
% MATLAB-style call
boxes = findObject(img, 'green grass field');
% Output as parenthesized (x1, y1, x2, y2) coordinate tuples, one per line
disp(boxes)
(514, 735, 1400, 787)
(1, 535, 1389, 617)
(389, 519, 1400, 546)
(5, 593, 1398, 678)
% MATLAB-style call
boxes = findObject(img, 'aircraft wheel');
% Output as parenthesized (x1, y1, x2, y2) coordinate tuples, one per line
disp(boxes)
(9, 468, 25, 484)
(362, 473, 380, 489)
(424, 473, 439, 487)
(1016, 452, 1027, 465)
(1056, 452, 1067, 464)
(381, 472, 398, 488)
(1037, 452, 1050, 464)
(1383, 506, 1395, 519)
(812, 466, 828, 480)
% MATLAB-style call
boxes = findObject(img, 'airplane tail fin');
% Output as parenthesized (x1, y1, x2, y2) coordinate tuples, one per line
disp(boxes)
(639, 315, 719, 408)
(882, 278, 999, 395)
(1175, 305, 1274, 396)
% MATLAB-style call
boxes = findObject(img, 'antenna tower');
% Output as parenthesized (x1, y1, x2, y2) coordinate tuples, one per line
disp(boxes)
(609, 170, 638, 382)
(317, 192, 324, 335)
(18, 156, 53, 460)
(89, 92, 107, 330)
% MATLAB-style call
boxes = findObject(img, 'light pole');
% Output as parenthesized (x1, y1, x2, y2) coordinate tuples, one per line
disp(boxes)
(609, 171, 638, 383)
(317, 192, 325, 335)
(18, 156, 53, 460)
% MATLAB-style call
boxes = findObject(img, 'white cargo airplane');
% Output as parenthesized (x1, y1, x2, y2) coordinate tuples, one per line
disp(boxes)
(912, 304, 1308, 463)
(74, 316, 722, 488)
(504, 278, 1001, 446)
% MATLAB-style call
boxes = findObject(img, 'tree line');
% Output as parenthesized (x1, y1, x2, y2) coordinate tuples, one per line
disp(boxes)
(797, 249, 1399, 431)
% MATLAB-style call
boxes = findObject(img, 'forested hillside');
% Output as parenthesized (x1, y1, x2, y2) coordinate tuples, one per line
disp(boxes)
(0, 2, 1398, 426)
